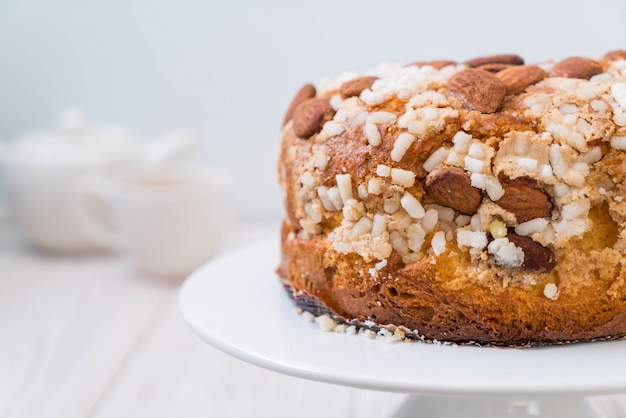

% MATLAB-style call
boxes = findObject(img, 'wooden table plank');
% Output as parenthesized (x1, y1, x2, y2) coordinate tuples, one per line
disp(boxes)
(0, 248, 172, 418)
(89, 283, 407, 418)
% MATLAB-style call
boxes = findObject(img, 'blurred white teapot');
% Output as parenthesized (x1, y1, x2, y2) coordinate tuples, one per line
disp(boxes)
(1, 109, 197, 253)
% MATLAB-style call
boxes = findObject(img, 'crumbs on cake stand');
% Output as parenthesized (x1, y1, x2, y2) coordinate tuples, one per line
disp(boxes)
(296, 308, 459, 347)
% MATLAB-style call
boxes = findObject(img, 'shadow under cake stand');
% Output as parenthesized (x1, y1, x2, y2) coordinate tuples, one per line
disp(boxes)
(179, 237, 626, 418)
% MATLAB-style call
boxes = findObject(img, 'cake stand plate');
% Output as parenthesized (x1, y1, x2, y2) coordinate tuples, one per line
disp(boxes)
(179, 236, 626, 417)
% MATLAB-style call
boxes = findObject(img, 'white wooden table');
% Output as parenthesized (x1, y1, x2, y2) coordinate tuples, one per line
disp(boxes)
(1, 218, 625, 418)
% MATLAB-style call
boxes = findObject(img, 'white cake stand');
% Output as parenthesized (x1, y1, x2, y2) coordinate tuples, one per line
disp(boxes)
(179, 237, 626, 418)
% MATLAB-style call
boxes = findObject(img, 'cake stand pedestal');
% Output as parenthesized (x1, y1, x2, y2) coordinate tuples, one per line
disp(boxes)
(179, 238, 626, 418)
(391, 395, 602, 417)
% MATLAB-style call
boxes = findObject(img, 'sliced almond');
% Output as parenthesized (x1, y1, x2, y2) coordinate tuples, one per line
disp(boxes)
(283, 84, 316, 126)
(447, 69, 506, 113)
(424, 166, 482, 215)
(465, 54, 524, 68)
(495, 176, 552, 223)
(496, 65, 546, 95)
(552, 57, 603, 80)
(339, 76, 378, 98)
(507, 234, 556, 273)
(292, 98, 335, 139)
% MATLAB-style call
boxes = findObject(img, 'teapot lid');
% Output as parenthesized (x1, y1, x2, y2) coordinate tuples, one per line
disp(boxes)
(8, 109, 142, 165)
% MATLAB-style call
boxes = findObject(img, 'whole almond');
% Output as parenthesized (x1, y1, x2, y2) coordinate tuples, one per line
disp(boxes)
(447, 68, 506, 113)
(465, 54, 524, 68)
(605, 49, 626, 61)
(495, 176, 552, 223)
(339, 76, 378, 98)
(506, 234, 556, 273)
(292, 98, 335, 139)
(283, 84, 316, 126)
(553, 57, 603, 79)
(409, 60, 457, 70)
(476, 63, 514, 73)
(424, 166, 482, 215)
(496, 65, 546, 95)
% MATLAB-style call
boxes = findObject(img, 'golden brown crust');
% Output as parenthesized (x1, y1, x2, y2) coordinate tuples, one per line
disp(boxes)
(277, 52, 626, 345)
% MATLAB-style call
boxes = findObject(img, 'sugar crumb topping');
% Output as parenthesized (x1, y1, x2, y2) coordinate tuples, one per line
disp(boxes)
(284, 53, 626, 295)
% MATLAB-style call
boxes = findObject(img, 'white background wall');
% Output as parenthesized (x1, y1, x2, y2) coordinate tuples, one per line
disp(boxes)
(1, 0, 625, 219)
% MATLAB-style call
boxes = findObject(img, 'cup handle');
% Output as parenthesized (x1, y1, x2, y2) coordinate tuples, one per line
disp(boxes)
(70, 175, 122, 251)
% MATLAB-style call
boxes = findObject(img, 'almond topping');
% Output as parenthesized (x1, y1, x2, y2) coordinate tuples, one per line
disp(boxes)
(496, 65, 546, 95)
(495, 176, 553, 223)
(447, 69, 506, 113)
(339, 76, 378, 98)
(465, 54, 524, 68)
(553, 57, 603, 80)
(605, 49, 626, 61)
(283, 84, 316, 126)
(475, 63, 514, 73)
(292, 98, 335, 139)
(409, 60, 456, 70)
(507, 233, 557, 273)
(424, 166, 482, 215)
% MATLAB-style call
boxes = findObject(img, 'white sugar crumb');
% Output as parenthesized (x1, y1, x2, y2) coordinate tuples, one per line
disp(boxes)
(345, 325, 357, 335)
(431, 231, 447, 255)
(351, 216, 373, 237)
(488, 238, 524, 268)
(326, 187, 343, 211)
(375, 258, 388, 270)
(312, 150, 330, 170)
(452, 131, 472, 151)
(518, 157, 538, 171)
(360, 89, 385, 106)
(333, 323, 348, 333)
(322, 120, 344, 136)
(611, 83, 626, 110)
(363, 329, 377, 338)
(456, 229, 488, 250)
(582, 146, 602, 164)
(371, 213, 388, 237)
(406, 223, 426, 252)
(611, 135, 626, 150)
(391, 133, 416, 161)
(391, 168, 416, 187)
(421, 208, 439, 233)
(543, 283, 560, 300)
(299, 307, 461, 345)
(423, 147, 449, 172)
(299, 171, 315, 188)
(377, 328, 404, 343)
(471, 173, 504, 201)
(357, 183, 368, 200)
(364, 122, 382, 146)
(315, 314, 337, 332)
(467, 142, 485, 159)
(515, 218, 549, 236)
(367, 178, 383, 195)
(561, 199, 590, 221)
(367, 111, 397, 125)
(300, 310, 315, 323)
(376, 164, 391, 177)
(400, 192, 425, 219)
(335, 173, 354, 203)
(464, 156, 485, 173)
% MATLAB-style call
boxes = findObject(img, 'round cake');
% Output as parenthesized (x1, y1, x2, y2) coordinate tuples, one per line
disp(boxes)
(277, 51, 626, 346)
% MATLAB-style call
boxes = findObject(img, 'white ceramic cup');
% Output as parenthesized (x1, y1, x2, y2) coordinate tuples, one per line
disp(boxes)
(72, 164, 232, 278)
